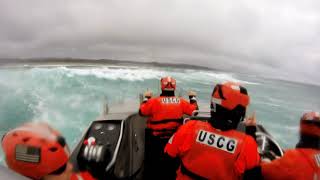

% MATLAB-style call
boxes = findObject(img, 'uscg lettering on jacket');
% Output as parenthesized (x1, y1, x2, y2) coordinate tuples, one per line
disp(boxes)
(161, 97, 180, 104)
(196, 130, 238, 153)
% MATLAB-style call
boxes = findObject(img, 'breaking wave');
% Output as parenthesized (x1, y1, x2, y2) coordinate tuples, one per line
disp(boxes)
(0, 63, 319, 164)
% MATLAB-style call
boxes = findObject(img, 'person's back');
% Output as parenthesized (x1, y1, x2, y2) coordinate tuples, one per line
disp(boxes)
(140, 76, 198, 138)
(140, 76, 198, 180)
(166, 120, 259, 180)
(260, 111, 320, 180)
(141, 95, 197, 137)
(165, 82, 260, 180)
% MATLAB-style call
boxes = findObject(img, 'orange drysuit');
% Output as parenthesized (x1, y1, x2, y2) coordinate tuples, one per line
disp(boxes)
(140, 96, 197, 138)
(165, 120, 260, 180)
(262, 148, 320, 180)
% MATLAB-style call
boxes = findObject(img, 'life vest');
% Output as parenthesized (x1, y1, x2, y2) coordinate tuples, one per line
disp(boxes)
(262, 149, 320, 180)
(140, 96, 196, 138)
(165, 120, 260, 180)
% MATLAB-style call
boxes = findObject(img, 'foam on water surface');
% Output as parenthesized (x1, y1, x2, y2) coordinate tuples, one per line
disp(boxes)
(0, 64, 319, 164)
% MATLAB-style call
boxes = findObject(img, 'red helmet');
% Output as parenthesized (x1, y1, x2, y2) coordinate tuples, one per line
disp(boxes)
(1, 122, 70, 179)
(300, 111, 320, 137)
(161, 76, 176, 91)
(211, 82, 249, 111)
(210, 82, 250, 130)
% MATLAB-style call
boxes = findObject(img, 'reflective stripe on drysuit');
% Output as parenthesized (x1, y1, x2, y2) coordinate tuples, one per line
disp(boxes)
(140, 96, 196, 138)
(262, 149, 320, 180)
(165, 120, 260, 180)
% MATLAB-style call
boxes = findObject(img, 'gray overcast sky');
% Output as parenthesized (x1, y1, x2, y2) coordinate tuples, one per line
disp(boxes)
(0, 0, 319, 84)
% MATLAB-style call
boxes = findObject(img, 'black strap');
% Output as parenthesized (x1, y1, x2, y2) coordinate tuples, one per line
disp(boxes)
(149, 118, 183, 125)
(147, 118, 182, 138)
(150, 129, 177, 138)
(151, 128, 177, 133)
(180, 163, 208, 180)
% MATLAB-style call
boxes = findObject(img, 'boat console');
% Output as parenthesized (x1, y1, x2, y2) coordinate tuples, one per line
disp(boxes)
(70, 113, 147, 179)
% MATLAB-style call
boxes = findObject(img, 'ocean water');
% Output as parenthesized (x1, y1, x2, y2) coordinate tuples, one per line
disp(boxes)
(0, 64, 319, 164)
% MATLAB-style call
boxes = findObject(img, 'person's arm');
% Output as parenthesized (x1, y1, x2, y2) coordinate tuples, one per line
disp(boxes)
(165, 121, 195, 158)
(139, 96, 153, 116)
(180, 98, 198, 116)
(244, 152, 293, 180)
(242, 115, 262, 180)
(163, 123, 193, 179)
(244, 112, 257, 139)
(165, 130, 185, 158)
(235, 136, 261, 177)
(163, 132, 183, 174)
(260, 151, 296, 180)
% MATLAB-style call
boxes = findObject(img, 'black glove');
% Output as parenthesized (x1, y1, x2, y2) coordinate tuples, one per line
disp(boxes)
(189, 96, 197, 104)
(188, 90, 197, 104)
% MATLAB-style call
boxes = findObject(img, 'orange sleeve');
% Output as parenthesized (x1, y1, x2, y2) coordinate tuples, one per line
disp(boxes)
(234, 136, 260, 175)
(261, 150, 297, 180)
(165, 121, 196, 157)
(180, 98, 197, 116)
(139, 98, 154, 116)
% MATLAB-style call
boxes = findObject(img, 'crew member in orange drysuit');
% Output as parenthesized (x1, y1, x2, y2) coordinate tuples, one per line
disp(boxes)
(165, 82, 260, 180)
(140, 76, 198, 180)
(256, 111, 320, 180)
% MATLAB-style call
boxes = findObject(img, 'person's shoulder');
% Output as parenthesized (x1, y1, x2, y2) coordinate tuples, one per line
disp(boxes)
(183, 119, 198, 127)
(288, 148, 319, 157)
(148, 96, 161, 102)
(231, 130, 256, 145)
(273, 149, 303, 165)
(283, 149, 310, 157)
(178, 96, 189, 102)
(180, 120, 200, 130)
(229, 129, 248, 138)
(183, 120, 211, 129)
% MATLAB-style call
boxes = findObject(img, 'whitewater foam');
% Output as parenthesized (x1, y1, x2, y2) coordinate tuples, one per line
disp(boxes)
(32, 66, 260, 85)
(2, 62, 317, 162)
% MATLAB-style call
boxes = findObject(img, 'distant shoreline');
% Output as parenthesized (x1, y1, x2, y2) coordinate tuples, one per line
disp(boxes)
(0, 58, 319, 88)
(0, 58, 217, 71)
